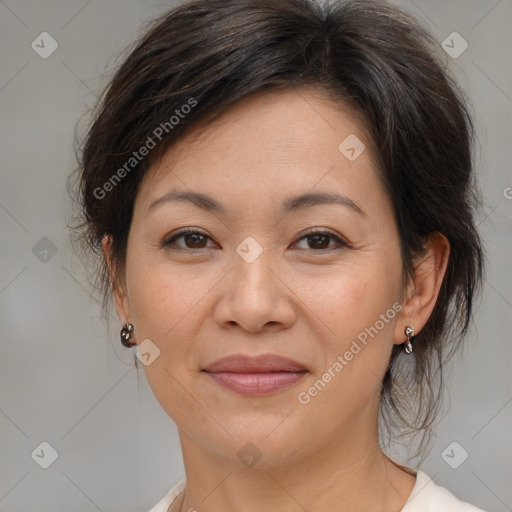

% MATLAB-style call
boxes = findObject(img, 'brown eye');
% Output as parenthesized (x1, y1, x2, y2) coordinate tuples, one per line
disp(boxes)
(163, 229, 216, 250)
(182, 233, 208, 248)
(306, 233, 331, 250)
(292, 229, 350, 252)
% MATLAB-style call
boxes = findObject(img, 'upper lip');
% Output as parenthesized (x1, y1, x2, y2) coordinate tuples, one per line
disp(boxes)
(203, 354, 308, 373)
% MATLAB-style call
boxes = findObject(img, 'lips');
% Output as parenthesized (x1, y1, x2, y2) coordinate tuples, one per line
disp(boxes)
(202, 354, 308, 395)
(203, 354, 307, 373)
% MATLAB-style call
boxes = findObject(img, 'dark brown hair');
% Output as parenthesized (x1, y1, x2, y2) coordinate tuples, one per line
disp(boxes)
(68, 0, 486, 461)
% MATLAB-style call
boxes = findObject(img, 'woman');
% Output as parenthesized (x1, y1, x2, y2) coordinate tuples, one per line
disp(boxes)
(70, 0, 487, 510)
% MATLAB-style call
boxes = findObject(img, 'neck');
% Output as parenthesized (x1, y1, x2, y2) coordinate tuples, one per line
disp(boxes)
(175, 427, 416, 512)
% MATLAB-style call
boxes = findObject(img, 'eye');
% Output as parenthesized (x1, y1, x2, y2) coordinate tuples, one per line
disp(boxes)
(163, 228, 217, 250)
(291, 229, 350, 252)
(162, 227, 351, 253)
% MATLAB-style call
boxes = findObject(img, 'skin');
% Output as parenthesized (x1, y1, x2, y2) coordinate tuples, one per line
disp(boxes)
(103, 86, 450, 512)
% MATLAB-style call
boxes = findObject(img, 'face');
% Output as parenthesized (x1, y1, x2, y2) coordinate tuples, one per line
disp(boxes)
(111, 87, 412, 468)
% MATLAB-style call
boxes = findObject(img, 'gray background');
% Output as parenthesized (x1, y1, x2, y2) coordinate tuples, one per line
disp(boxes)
(0, 0, 510, 511)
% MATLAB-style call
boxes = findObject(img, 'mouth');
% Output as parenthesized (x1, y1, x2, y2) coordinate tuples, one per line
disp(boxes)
(202, 354, 309, 396)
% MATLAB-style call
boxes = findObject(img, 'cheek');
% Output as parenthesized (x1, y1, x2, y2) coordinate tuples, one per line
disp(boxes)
(300, 260, 401, 400)
(125, 254, 229, 375)
(299, 261, 399, 344)
(129, 266, 203, 337)
(125, 258, 216, 420)
(295, 274, 399, 419)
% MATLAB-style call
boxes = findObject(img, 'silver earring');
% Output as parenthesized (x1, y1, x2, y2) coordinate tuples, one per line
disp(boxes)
(120, 323, 135, 348)
(404, 326, 414, 354)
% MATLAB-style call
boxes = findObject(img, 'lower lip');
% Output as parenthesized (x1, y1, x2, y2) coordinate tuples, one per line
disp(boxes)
(204, 371, 308, 395)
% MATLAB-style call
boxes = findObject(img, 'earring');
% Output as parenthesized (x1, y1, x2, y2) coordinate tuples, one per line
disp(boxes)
(120, 323, 135, 348)
(404, 326, 414, 354)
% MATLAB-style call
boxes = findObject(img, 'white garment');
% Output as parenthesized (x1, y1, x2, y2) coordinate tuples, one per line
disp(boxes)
(148, 464, 487, 512)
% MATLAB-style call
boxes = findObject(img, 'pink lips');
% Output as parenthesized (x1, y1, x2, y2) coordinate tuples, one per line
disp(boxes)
(202, 354, 308, 395)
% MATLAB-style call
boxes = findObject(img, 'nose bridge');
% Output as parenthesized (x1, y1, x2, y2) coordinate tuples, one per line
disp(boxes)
(233, 240, 276, 303)
(215, 237, 295, 332)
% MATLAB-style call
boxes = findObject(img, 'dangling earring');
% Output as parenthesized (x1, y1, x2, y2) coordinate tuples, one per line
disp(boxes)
(404, 326, 414, 354)
(120, 323, 135, 348)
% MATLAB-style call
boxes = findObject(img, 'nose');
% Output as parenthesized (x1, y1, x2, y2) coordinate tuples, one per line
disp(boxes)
(213, 248, 297, 334)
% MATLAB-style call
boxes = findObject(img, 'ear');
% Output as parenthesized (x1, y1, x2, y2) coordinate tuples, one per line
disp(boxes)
(101, 235, 132, 325)
(393, 232, 450, 345)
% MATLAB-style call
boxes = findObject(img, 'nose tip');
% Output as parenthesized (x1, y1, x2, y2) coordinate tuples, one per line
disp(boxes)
(227, 318, 280, 332)
(213, 251, 297, 333)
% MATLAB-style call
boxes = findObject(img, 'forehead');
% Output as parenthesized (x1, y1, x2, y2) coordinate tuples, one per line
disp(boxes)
(153, 87, 370, 168)
(135, 86, 387, 219)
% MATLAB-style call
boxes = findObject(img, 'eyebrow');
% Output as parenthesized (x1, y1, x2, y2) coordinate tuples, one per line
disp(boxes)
(146, 190, 366, 217)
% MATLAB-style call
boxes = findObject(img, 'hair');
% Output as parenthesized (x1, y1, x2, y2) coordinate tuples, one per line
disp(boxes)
(68, 0, 486, 462)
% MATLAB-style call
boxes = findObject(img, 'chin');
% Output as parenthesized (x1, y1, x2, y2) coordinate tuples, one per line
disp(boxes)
(200, 416, 306, 469)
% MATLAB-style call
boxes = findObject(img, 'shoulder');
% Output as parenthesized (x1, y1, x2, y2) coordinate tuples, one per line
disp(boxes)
(402, 470, 488, 512)
(147, 479, 186, 512)
(148, 472, 488, 512)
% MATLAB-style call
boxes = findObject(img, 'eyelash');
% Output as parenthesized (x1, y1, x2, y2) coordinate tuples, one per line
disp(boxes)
(162, 227, 351, 254)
